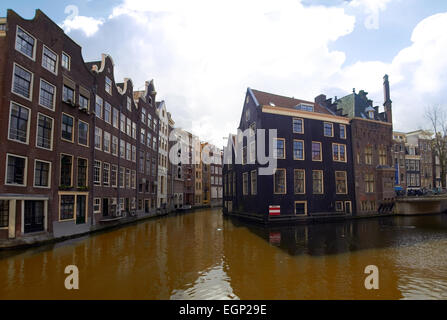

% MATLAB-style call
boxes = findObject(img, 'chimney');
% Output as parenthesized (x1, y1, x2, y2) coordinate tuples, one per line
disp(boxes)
(383, 74, 392, 125)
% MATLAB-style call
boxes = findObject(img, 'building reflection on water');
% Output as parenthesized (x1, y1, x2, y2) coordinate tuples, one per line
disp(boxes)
(1, 209, 447, 300)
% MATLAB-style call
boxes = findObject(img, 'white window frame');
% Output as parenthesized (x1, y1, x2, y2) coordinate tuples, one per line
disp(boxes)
(38, 78, 56, 111)
(41, 45, 59, 75)
(61, 52, 71, 70)
(15, 25, 36, 61)
(11, 63, 34, 101)
(35, 112, 54, 151)
(33, 159, 52, 189)
(8, 101, 31, 145)
(5, 153, 28, 187)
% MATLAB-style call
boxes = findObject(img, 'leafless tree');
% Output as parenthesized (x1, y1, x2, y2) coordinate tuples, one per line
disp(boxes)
(426, 105, 447, 189)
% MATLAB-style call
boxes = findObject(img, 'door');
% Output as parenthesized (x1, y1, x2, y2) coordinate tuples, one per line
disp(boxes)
(102, 198, 109, 217)
(24, 201, 44, 233)
(76, 195, 86, 224)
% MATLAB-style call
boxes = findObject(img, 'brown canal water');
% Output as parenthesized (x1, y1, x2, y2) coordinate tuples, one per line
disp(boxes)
(1, 208, 447, 300)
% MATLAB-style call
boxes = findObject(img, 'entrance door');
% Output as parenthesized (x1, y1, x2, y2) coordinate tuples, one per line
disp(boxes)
(102, 198, 109, 217)
(76, 195, 87, 224)
(24, 201, 44, 233)
(125, 198, 130, 213)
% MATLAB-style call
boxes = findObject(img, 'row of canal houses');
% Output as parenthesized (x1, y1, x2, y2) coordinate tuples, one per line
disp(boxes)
(0, 9, 222, 245)
(223, 78, 396, 223)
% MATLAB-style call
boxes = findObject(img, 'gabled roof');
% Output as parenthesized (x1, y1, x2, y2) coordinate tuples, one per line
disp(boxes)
(250, 89, 332, 115)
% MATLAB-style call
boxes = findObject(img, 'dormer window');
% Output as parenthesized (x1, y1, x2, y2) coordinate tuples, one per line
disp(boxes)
(294, 104, 313, 112)
(127, 96, 132, 111)
(269, 102, 276, 107)
(105, 76, 112, 95)
(368, 111, 374, 119)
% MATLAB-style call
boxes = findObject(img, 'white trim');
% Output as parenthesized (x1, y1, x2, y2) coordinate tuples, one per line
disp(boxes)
(35, 112, 54, 151)
(41, 44, 59, 76)
(33, 159, 52, 189)
(38, 78, 56, 111)
(8, 101, 31, 145)
(14, 25, 36, 61)
(11, 63, 34, 101)
(5, 153, 28, 187)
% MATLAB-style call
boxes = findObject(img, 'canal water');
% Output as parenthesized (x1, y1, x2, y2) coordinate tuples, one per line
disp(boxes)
(1, 208, 447, 300)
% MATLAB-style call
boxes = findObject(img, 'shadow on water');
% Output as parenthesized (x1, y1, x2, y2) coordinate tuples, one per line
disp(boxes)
(225, 214, 447, 257)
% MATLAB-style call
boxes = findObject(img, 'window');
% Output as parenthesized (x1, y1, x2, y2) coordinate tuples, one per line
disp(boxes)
(312, 142, 322, 161)
(242, 146, 247, 165)
(379, 145, 387, 166)
(119, 167, 125, 188)
(148, 114, 152, 129)
(152, 158, 157, 176)
(95, 127, 102, 150)
(9, 102, 30, 144)
(335, 201, 344, 212)
(105, 76, 112, 95)
(312, 170, 323, 194)
(94, 161, 101, 186)
(142, 108, 146, 124)
(147, 132, 152, 148)
(293, 118, 303, 134)
(126, 169, 131, 189)
(77, 158, 88, 187)
(126, 118, 132, 136)
(111, 165, 118, 187)
(365, 146, 373, 165)
(42, 46, 58, 74)
(60, 154, 73, 186)
(146, 153, 151, 176)
(295, 201, 307, 215)
(60, 195, 75, 220)
(365, 173, 374, 193)
(274, 169, 286, 194)
(132, 122, 137, 140)
(294, 169, 305, 194)
(34, 160, 50, 188)
(36, 113, 53, 150)
(132, 145, 136, 162)
(324, 122, 333, 137)
(274, 138, 285, 159)
(15, 26, 35, 59)
(93, 198, 101, 213)
(332, 143, 346, 162)
(127, 96, 132, 111)
(126, 142, 131, 161)
(12, 64, 33, 99)
(293, 140, 304, 160)
(39, 79, 56, 110)
(62, 86, 74, 106)
(104, 102, 111, 123)
(103, 131, 111, 153)
(61, 114, 74, 142)
(335, 171, 347, 194)
(242, 172, 248, 195)
(0, 201, 9, 228)
(295, 104, 313, 112)
(95, 95, 103, 119)
(79, 95, 89, 110)
(340, 124, 346, 139)
(61, 52, 71, 70)
(113, 108, 119, 128)
(103, 163, 110, 186)
(141, 128, 146, 144)
(153, 136, 157, 150)
(78, 120, 89, 147)
(6, 154, 27, 186)
(120, 113, 126, 133)
(120, 140, 125, 159)
(249, 142, 256, 164)
(131, 171, 136, 189)
(112, 136, 118, 156)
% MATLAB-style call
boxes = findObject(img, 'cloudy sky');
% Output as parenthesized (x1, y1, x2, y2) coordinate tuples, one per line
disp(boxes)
(2, 0, 447, 146)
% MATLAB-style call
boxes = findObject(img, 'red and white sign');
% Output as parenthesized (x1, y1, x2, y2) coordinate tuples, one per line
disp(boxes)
(269, 205, 280, 216)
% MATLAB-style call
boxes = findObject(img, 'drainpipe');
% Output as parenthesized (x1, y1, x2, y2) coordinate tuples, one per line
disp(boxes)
(91, 80, 97, 227)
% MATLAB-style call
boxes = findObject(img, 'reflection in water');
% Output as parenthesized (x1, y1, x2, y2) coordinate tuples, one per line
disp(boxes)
(1, 209, 447, 299)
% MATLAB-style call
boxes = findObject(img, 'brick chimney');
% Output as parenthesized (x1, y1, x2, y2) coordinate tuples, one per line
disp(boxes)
(383, 74, 392, 125)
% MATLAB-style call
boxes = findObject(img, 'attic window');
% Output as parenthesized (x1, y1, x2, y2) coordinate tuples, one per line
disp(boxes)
(269, 102, 276, 107)
(245, 109, 250, 121)
(294, 104, 313, 112)
(368, 111, 374, 119)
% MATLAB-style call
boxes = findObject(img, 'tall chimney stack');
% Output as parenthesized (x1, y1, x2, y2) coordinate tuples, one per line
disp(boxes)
(383, 74, 392, 125)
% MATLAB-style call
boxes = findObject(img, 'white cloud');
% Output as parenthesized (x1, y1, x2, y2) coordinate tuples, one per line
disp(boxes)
(60, 15, 104, 37)
(66, 0, 447, 144)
